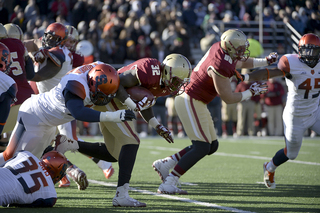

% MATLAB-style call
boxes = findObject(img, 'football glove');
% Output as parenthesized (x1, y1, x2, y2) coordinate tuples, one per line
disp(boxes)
(266, 52, 278, 65)
(34, 48, 49, 63)
(156, 124, 174, 143)
(136, 96, 156, 111)
(249, 82, 268, 96)
(119, 110, 136, 121)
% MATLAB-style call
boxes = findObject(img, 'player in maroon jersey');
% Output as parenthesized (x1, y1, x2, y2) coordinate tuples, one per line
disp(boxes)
(152, 29, 278, 195)
(54, 53, 192, 207)
(0, 23, 35, 143)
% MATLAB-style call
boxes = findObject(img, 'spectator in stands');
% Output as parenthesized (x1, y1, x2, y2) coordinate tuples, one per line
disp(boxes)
(136, 35, 152, 59)
(290, 11, 304, 34)
(50, 0, 68, 21)
(304, 11, 320, 34)
(24, 0, 39, 24)
(11, 9, 27, 32)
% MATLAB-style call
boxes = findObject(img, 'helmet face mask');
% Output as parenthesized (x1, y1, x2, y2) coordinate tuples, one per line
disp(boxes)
(161, 54, 192, 96)
(87, 64, 120, 105)
(0, 42, 12, 75)
(220, 29, 250, 61)
(298, 33, 320, 68)
(40, 151, 68, 184)
(42, 23, 68, 49)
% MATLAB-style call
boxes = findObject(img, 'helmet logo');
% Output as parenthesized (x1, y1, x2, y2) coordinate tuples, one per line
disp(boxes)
(95, 74, 108, 91)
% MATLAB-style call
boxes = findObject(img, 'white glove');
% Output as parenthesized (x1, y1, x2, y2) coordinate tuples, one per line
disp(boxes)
(266, 52, 278, 65)
(124, 96, 155, 112)
(100, 110, 136, 122)
(249, 82, 268, 96)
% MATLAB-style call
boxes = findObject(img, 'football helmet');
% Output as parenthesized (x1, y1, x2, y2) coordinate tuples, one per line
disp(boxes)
(65, 25, 79, 52)
(298, 33, 320, 68)
(4, 23, 23, 40)
(220, 29, 250, 61)
(87, 64, 120, 105)
(42, 22, 68, 49)
(0, 23, 8, 39)
(0, 42, 12, 74)
(161, 54, 192, 95)
(41, 151, 68, 184)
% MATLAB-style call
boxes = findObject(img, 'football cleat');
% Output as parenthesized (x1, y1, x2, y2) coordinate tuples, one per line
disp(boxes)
(157, 176, 188, 195)
(54, 134, 79, 154)
(263, 162, 276, 189)
(59, 175, 70, 188)
(112, 183, 146, 207)
(97, 160, 114, 179)
(152, 157, 177, 182)
(66, 165, 88, 190)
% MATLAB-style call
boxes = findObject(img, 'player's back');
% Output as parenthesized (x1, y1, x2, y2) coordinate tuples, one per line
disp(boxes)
(281, 54, 320, 116)
(1, 38, 34, 105)
(1, 151, 56, 206)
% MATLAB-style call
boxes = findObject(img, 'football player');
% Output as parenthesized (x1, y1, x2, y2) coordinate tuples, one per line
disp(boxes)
(54, 53, 192, 207)
(0, 63, 135, 172)
(0, 41, 17, 135)
(238, 33, 320, 188)
(152, 29, 278, 195)
(0, 23, 35, 143)
(57, 25, 115, 188)
(0, 150, 68, 207)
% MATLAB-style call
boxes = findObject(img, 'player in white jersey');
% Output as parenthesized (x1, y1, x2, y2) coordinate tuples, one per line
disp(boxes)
(237, 33, 320, 188)
(0, 42, 17, 135)
(0, 62, 136, 166)
(0, 150, 67, 207)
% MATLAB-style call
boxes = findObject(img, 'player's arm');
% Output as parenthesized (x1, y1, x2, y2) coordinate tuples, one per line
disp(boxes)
(23, 39, 40, 53)
(64, 81, 134, 122)
(30, 49, 65, 82)
(236, 52, 279, 69)
(0, 84, 17, 134)
(25, 56, 35, 80)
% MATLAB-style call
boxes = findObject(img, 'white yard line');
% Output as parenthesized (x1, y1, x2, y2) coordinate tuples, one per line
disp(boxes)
(88, 179, 255, 213)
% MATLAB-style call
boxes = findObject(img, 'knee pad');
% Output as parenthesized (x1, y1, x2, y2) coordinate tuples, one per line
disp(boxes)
(208, 140, 219, 155)
(191, 140, 211, 156)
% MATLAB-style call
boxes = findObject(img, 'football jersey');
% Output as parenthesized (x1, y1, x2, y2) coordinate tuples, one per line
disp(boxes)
(0, 71, 16, 97)
(72, 51, 84, 68)
(118, 58, 171, 97)
(1, 38, 34, 105)
(35, 46, 73, 94)
(278, 54, 320, 116)
(29, 61, 103, 126)
(0, 151, 56, 207)
(185, 42, 237, 104)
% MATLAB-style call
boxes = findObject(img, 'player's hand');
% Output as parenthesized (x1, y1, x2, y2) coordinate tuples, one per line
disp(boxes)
(135, 96, 156, 111)
(120, 110, 136, 121)
(266, 52, 278, 65)
(156, 124, 174, 143)
(249, 82, 268, 96)
(33, 48, 48, 63)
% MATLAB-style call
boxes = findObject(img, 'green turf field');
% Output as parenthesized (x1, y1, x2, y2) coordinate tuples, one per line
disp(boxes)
(1, 136, 319, 213)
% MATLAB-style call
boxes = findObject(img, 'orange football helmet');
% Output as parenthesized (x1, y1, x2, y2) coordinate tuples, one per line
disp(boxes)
(87, 64, 120, 105)
(298, 33, 320, 68)
(0, 42, 12, 74)
(41, 151, 68, 184)
(42, 22, 68, 48)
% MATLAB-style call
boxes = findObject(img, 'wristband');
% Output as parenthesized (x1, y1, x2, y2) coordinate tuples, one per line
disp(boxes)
(149, 117, 160, 129)
(253, 58, 268, 68)
(240, 90, 252, 102)
(123, 97, 136, 110)
(100, 111, 120, 122)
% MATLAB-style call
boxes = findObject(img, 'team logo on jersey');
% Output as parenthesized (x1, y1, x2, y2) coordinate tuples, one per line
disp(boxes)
(300, 71, 307, 75)
(311, 70, 314, 75)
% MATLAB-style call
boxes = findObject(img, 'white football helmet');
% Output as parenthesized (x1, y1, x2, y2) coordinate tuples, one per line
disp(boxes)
(65, 25, 79, 52)
(0, 23, 8, 39)
(161, 53, 192, 95)
(4, 23, 23, 40)
(76, 40, 94, 57)
(220, 29, 250, 61)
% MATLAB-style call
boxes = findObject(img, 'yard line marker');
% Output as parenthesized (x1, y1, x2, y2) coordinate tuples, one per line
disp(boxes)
(88, 179, 255, 213)
(144, 146, 320, 166)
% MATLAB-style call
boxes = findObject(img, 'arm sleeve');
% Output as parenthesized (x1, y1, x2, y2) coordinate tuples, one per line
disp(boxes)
(0, 92, 12, 134)
(25, 56, 35, 80)
(64, 90, 101, 122)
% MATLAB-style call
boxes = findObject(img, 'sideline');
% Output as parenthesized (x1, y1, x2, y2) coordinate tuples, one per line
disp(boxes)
(88, 179, 256, 213)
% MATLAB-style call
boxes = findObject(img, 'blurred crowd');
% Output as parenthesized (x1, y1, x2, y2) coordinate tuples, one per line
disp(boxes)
(0, 0, 319, 138)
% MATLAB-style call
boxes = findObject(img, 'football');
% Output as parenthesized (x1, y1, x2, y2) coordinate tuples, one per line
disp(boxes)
(126, 86, 154, 103)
